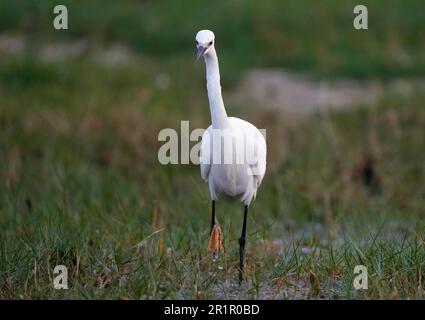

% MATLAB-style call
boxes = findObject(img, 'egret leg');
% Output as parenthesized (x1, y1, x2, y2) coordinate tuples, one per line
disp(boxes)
(239, 205, 248, 284)
(210, 200, 216, 233)
(208, 200, 222, 259)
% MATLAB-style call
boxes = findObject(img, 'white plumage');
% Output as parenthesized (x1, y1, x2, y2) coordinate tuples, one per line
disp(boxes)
(196, 30, 267, 206)
(195, 29, 266, 283)
(200, 118, 266, 206)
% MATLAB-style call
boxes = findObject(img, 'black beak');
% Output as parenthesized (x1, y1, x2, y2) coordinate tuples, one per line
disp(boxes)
(196, 46, 206, 62)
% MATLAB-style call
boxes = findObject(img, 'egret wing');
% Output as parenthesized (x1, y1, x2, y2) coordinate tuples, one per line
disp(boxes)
(200, 126, 213, 181)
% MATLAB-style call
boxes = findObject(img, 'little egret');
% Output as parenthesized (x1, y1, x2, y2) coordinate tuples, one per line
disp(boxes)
(195, 30, 267, 283)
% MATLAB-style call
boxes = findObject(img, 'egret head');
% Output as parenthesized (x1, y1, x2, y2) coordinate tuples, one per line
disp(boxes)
(195, 30, 215, 61)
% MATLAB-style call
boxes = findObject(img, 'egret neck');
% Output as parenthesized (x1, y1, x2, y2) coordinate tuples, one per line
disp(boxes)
(204, 47, 229, 129)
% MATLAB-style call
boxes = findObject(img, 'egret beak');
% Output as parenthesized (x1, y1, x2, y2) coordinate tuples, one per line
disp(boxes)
(196, 46, 206, 62)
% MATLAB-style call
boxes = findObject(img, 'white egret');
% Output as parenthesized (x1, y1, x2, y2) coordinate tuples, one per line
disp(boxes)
(195, 30, 267, 283)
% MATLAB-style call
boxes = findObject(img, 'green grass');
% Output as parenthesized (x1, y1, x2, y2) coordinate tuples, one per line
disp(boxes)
(0, 55, 424, 299)
(0, 0, 424, 299)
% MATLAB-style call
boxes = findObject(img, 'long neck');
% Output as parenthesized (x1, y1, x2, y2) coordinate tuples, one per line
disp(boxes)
(204, 47, 228, 128)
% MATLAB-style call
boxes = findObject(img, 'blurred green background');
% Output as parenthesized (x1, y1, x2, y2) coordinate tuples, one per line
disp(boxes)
(0, 0, 424, 299)
(0, 0, 425, 79)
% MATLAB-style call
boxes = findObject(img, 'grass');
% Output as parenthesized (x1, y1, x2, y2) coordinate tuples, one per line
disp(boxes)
(0, 1, 425, 299)
(0, 56, 424, 299)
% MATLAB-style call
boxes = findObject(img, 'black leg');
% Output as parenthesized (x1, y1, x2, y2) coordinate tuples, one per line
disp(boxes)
(210, 200, 216, 234)
(239, 205, 248, 284)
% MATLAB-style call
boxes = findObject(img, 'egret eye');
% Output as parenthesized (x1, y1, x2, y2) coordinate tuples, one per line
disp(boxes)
(209, 41, 213, 46)
(196, 40, 199, 45)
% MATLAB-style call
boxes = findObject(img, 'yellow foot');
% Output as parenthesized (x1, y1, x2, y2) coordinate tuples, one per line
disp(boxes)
(208, 225, 223, 259)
